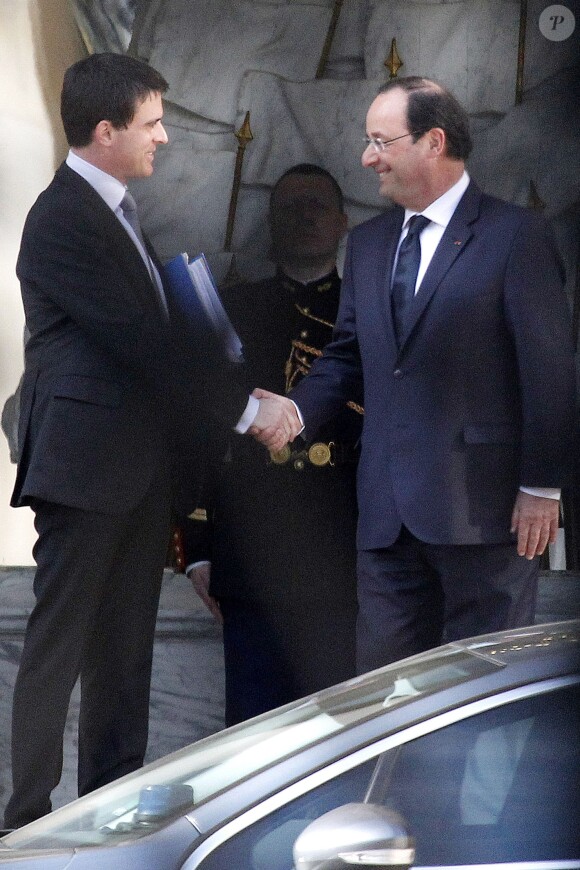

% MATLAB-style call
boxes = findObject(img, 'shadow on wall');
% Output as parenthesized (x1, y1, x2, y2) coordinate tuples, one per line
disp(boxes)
(29, 0, 87, 170)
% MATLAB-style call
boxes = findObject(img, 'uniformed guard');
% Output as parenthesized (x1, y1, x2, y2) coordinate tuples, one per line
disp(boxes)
(179, 164, 363, 725)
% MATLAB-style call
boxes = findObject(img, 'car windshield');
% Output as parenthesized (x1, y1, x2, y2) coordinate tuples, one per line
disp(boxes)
(2, 623, 573, 852)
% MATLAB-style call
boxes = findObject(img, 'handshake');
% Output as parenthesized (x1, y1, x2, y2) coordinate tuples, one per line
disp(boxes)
(248, 388, 303, 452)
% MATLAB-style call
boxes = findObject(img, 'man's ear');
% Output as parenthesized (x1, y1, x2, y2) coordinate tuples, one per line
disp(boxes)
(93, 119, 114, 147)
(427, 127, 446, 157)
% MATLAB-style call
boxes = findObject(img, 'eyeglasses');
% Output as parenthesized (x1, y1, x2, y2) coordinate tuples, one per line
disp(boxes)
(363, 132, 420, 152)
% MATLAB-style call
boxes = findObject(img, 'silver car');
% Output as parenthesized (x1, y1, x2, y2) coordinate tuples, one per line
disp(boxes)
(1, 619, 579, 869)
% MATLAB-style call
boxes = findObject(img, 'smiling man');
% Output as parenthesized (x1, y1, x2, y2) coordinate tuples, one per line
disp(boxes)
(4, 52, 298, 830)
(288, 77, 576, 674)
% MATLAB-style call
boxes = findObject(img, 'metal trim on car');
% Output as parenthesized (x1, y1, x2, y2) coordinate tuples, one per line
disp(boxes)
(181, 675, 579, 868)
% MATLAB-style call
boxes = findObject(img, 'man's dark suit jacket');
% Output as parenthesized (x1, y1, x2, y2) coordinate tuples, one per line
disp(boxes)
(291, 181, 576, 550)
(12, 163, 247, 514)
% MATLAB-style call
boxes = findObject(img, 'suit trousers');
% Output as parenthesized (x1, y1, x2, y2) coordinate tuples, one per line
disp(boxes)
(220, 591, 357, 726)
(356, 526, 538, 674)
(219, 598, 295, 726)
(4, 468, 171, 828)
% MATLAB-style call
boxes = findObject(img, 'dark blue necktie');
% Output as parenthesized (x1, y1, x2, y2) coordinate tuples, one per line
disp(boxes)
(391, 214, 430, 346)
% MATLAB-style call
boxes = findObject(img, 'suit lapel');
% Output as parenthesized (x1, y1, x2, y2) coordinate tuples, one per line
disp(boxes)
(397, 182, 481, 353)
(57, 164, 163, 317)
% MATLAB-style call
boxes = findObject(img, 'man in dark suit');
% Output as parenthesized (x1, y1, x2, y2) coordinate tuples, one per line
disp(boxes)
(281, 77, 576, 673)
(181, 165, 362, 725)
(5, 52, 299, 829)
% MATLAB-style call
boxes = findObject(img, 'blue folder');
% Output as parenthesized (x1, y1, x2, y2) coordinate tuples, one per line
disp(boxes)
(163, 253, 243, 364)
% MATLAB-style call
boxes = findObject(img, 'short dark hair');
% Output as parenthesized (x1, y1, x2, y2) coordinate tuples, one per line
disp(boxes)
(61, 52, 169, 147)
(271, 163, 344, 212)
(377, 77, 472, 160)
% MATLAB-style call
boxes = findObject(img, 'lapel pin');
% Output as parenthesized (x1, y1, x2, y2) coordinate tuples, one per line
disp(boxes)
(453, 240, 462, 246)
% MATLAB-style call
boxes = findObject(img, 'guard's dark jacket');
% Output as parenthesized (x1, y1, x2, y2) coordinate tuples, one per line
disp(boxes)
(180, 268, 363, 695)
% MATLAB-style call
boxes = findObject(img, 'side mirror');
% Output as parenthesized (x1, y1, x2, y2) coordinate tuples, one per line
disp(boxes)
(293, 803, 414, 869)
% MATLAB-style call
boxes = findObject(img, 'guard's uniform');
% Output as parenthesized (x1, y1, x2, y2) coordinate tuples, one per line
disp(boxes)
(182, 268, 362, 724)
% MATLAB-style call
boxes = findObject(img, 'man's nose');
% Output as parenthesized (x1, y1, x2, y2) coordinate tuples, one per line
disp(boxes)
(300, 205, 318, 221)
(155, 121, 169, 144)
(288, 201, 316, 222)
(361, 144, 377, 168)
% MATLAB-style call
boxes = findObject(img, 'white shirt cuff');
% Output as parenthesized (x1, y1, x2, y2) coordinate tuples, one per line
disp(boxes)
(235, 395, 259, 433)
(519, 486, 561, 500)
(290, 400, 305, 435)
(185, 560, 211, 576)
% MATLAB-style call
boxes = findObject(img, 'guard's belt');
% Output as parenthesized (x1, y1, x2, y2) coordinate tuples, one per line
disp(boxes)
(268, 441, 358, 470)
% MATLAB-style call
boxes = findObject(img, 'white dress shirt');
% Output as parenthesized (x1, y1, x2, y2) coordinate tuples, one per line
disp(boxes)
(395, 170, 470, 293)
(66, 150, 167, 307)
(67, 151, 150, 269)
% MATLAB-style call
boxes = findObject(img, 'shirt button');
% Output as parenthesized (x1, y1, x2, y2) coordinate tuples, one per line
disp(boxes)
(301, 330, 308, 339)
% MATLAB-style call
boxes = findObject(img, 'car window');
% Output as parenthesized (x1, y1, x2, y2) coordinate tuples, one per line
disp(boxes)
(192, 759, 376, 870)
(192, 684, 579, 869)
(380, 683, 580, 865)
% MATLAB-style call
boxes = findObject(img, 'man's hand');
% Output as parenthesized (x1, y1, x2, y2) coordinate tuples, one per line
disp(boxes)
(186, 562, 223, 624)
(510, 491, 560, 559)
(248, 388, 302, 452)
